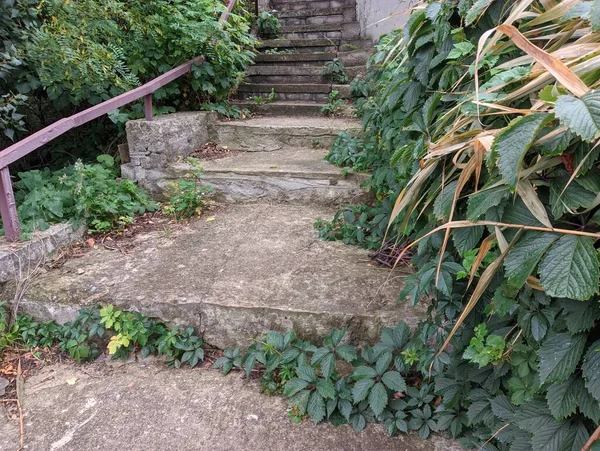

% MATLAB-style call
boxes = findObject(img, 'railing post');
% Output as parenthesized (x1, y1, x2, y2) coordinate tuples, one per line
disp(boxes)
(0, 167, 20, 241)
(144, 94, 153, 121)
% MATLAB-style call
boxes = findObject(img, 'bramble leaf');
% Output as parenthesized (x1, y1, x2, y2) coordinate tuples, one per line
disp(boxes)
(538, 333, 586, 384)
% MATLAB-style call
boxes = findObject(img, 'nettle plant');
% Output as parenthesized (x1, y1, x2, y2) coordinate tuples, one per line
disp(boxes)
(317, 0, 600, 448)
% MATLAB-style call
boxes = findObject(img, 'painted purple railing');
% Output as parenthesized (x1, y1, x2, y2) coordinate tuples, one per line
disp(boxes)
(0, 0, 237, 241)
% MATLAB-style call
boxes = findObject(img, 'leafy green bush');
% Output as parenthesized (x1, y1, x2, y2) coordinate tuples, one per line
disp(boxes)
(321, 90, 344, 116)
(318, 0, 600, 448)
(257, 10, 280, 38)
(323, 58, 349, 84)
(7, 155, 158, 235)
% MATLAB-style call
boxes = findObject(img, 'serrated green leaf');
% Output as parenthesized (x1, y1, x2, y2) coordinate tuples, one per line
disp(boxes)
(316, 379, 336, 400)
(296, 363, 317, 383)
(352, 378, 375, 403)
(490, 395, 515, 421)
(375, 352, 393, 376)
(492, 113, 553, 189)
(531, 420, 573, 451)
(562, 299, 600, 334)
(353, 366, 377, 380)
(433, 180, 458, 221)
(582, 339, 600, 402)
(465, 0, 495, 25)
(539, 235, 599, 300)
(592, 1, 600, 31)
(504, 231, 559, 287)
(452, 226, 484, 256)
(307, 391, 326, 423)
(283, 378, 310, 398)
(546, 376, 580, 419)
(555, 91, 600, 142)
(467, 185, 510, 220)
(579, 380, 600, 423)
(514, 399, 554, 433)
(381, 371, 407, 392)
(538, 332, 586, 384)
(466, 400, 490, 426)
(339, 398, 352, 420)
(311, 347, 330, 365)
(320, 352, 336, 380)
(368, 382, 389, 416)
(352, 413, 366, 432)
(336, 344, 357, 363)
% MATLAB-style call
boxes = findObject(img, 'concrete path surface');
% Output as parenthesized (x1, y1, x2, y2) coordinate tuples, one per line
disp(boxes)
(0, 359, 463, 451)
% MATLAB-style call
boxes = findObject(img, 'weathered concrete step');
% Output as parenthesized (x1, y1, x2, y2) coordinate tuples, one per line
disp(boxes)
(246, 65, 325, 76)
(213, 116, 360, 151)
(247, 74, 328, 84)
(246, 65, 328, 84)
(169, 148, 368, 205)
(280, 24, 342, 40)
(278, 7, 355, 26)
(13, 204, 424, 349)
(255, 52, 336, 64)
(239, 83, 332, 102)
(273, 0, 355, 12)
(0, 360, 462, 451)
(258, 39, 339, 53)
(231, 101, 327, 117)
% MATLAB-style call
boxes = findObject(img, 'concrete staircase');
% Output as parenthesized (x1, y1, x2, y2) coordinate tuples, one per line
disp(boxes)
(234, 0, 372, 116)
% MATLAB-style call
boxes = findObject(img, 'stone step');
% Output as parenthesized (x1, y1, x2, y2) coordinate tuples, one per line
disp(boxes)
(247, 74, 328, 84)
(169, 148, 368, 205)
(238, 83, 332, 102)
(278, 7, 349, 26)
(212, 116, 360, 151)
(13, 203, 425, 350)
(255, 52, 336, 64)
(272, 0, 355, 12)
(0, 359, 463, 451)
(257, 38, 339, 53)
(246, 65, 328, 84)
(280, 24, 342, 40)
(230, 101, 329, 117)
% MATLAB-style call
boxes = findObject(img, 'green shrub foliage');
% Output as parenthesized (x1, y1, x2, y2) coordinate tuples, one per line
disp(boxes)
(316, 0, 600, 448)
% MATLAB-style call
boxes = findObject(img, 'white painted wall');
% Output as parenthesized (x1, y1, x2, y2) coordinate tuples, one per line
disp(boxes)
(357, 0, 418, 41)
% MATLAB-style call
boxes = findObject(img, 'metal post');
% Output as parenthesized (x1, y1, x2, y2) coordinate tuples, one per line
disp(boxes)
(144, 94, 153, 121)
(0, 167, 20, 241)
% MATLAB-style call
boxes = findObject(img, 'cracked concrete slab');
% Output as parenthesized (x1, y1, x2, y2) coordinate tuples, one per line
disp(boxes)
(8, 203, 423, 349)
(0, 360, 463, 451)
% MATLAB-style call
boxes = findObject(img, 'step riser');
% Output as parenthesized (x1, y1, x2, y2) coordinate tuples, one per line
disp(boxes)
(213, 124, 353, 151)
(239, 92, 329, 102)
(247, 75, 328, 84)
(281, 30, 342, 40)
(246, 66, 326, 76)
(200, 173, 367, 206)
(260, 45, 338, 53)
(230, 103, 327, 117)
(255, 53, 336, 64)
(280, 14, 344, 26)
(273, 0, 355, 12)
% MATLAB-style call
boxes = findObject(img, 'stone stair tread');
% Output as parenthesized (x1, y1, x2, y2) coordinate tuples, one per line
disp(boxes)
(277, 7, 343, 18)
(217, 116, 359, 129)
(246, 65, 325, 76)
(19, 203, 424, 349)
(280, 23, 342, 33)
(254, 53, 336, 63)
(188, 148, 365, 180)
(258, 38, 339, 48)
(239, 83, 331, 93)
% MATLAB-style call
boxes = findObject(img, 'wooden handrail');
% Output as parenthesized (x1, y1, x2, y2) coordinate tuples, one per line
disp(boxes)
(0, 0, 238, 241)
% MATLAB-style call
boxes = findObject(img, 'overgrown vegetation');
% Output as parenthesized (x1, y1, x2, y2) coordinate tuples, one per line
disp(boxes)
(316, 0, 600, 448)
(323, 57, 349, 84)
(321, 90, 345, 116)
(10, 155, 158, 235)
(257, 10, 280, 39)
(0, 0, 255, 169)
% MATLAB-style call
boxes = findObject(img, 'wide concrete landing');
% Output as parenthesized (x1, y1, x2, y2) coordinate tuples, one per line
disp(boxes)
(213, 116, 360, 151)
(0, 360, 461, 451)
(10, 204, 423, 349)
(171, 148, 368, 205)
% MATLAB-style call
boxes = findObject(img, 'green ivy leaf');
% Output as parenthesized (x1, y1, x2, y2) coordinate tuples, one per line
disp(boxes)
(368, 382, 388, 416)
(296, 364, 317, 383)
(283, 378, 310, 397)
(353, 366, 377, 380)
(531, 420, 577, 451)
(375, 352, 393, 376)
(307, 391, 326, 423)
(539, 235, 599, 300)
(582, 339, 600, 402)
(316, 379, 336, 400)
(320, 352, 336, 380)
(538, 332, 586, 385)
(492, 113, 553, 189)
(433, 180, 458, 221)
(352, 378, 375, 404)
(555, 91, 600, 141)
(562, 299, 600, 334)
(336, 344, 357, 363)
(465, 0, 495, 25)
(381, 371, 407, 392)
(504, 231, 559, 287)
(546, 376, 580, 420)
